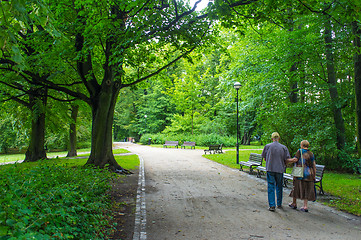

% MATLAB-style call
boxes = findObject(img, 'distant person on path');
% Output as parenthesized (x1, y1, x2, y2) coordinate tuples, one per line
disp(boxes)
(262, 132, 293, 211)
(288, 140, 316, 212)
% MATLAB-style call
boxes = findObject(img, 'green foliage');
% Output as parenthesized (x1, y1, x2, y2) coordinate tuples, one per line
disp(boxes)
(0, 152, 139, 239)
(339, 148, 361, 174)
(1, 0, 360, 173)
(0, 103, 29, 153)
(0, 164, 115, 239)
(140, 133, 236, 147)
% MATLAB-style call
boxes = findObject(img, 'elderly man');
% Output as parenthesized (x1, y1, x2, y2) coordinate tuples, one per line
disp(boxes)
(262, 132, 293, 211)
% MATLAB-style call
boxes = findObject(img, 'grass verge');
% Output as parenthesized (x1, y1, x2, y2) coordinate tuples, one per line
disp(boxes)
(204, 150, 361, 216)
(0, 147, 130, 164)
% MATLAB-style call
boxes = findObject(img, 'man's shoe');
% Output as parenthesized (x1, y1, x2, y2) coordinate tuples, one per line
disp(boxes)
(277, 205, 283, 209)
(269, 206, 276, 211)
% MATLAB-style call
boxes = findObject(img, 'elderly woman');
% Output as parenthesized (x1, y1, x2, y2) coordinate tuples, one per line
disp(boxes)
(288, 140, 316, 212)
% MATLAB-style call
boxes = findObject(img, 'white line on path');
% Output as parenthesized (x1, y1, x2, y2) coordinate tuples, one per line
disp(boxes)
(133, 154, 147, 240)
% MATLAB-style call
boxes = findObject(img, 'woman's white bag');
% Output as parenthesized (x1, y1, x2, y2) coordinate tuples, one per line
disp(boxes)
(291, 149, 304, 178)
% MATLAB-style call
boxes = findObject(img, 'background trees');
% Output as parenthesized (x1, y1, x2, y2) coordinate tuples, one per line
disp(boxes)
(1, 0, 360, 172)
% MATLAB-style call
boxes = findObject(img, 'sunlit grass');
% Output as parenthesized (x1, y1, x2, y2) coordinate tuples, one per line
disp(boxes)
(0, 149, 138, 171)
(0, 153, 24, 163)
(322, 172, 361, 216)
(204, 150, 263, 169)
(0, 147, 130, 163)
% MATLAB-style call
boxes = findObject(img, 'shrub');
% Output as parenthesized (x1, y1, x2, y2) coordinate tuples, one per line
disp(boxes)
(139, 133, 236, 147)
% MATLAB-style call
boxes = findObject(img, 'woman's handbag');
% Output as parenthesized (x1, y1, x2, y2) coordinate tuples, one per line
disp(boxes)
(291, 149, 304, 178)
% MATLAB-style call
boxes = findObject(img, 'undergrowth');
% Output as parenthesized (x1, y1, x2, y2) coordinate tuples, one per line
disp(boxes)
(0, 152, 139, 239)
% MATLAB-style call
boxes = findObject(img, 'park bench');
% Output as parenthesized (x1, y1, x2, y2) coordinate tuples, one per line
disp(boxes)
(256, 165, 266, 178)
(283, 164, 326, 195)
(204, 144, 223, 154)
(181, 141, 196, 149)
(240, 153, 263, 174)
(163, 141, 179, 148)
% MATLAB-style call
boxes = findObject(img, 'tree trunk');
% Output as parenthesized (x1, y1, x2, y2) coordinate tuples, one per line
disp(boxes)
(240, 111, 255, 145)
(24, 90, 47, 162)
(85, 84, 127, 172)
(241, 132, 251, 145)
(352, 21, 361, 157)
(289, 63, 298, 103)
(66, 104, 79, 157)
(324, 19, 346, 151)
(287, 8, 298, 104)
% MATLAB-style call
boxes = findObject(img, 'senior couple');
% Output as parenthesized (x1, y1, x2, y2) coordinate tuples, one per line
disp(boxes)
(261, 132, 317, 212)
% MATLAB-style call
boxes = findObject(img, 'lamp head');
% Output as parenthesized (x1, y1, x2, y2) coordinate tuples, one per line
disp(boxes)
(233, 82, 241, 90)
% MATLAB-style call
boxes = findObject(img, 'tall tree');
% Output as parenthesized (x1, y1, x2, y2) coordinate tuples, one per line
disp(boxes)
(66, 103, 79, 157)
(323, 15, 346, 151)
(43, 0, 217, 171)
(0, 0, 67, 161)
(352, 20, 361, 156)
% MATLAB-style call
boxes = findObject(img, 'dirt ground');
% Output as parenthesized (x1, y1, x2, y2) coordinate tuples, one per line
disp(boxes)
(108, 142, 361, 240)
(108, 165, 139, 240)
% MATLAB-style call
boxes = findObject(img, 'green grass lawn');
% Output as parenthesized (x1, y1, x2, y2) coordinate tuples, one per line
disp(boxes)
(0, 147, 130, 164)
(204, 150, 361, 216)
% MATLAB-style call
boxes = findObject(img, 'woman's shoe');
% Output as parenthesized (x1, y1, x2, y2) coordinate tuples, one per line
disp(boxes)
(288, 203, 297, 209)
(300, 207, 309, 212)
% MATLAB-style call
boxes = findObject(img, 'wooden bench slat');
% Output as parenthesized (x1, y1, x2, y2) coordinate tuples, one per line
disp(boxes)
(163, 141, 179, 148)
(204, 144, 223, 154)
(240, 153, 263, 174)
(181, 141, 196, 149)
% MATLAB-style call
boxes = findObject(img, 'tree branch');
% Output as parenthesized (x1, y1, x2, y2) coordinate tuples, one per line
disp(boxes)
(0, 91, 30, 107)
(296, 0, 342, 26)
(122, 46, 197, 88)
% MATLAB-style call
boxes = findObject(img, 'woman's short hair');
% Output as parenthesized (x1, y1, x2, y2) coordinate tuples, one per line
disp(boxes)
(301, 140, 310, 148)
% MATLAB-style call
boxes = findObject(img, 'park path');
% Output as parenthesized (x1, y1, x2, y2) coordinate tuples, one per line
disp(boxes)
(119, 142, 361, 240)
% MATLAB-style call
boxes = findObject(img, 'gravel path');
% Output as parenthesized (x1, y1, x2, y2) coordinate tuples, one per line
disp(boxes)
(119, 142, 361, 240)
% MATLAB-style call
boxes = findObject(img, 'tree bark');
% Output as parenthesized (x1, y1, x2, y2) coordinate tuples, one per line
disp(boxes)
(324, 19, 346, 151)
(287, 7, 298, 104)
(66, 104, 79, 157)
(24, 89, 47, 162)
(289, 63, 298, 103)
(241, 132, 251, 145)
(352, 21, 361, 157)
(85, 83, 127, 172)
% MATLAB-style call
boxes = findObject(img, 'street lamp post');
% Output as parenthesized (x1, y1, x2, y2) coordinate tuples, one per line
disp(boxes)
(233, 82, 241, 164)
